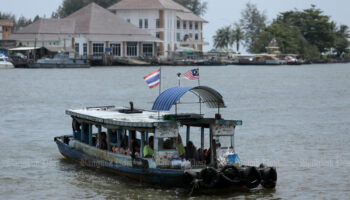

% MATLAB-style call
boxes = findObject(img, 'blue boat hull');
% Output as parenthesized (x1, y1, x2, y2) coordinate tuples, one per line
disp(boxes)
(55, 139, 186, 187)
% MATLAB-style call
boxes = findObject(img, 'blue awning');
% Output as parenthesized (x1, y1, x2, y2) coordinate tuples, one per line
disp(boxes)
(152, 86, 225, 111)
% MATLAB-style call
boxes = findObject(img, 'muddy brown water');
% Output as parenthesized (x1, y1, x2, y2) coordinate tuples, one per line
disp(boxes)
(0, 64, 349, 199)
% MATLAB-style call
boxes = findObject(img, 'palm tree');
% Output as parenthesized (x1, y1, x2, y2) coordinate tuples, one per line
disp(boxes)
(213, 26, 232, 49)
(231, 23, 245, 53)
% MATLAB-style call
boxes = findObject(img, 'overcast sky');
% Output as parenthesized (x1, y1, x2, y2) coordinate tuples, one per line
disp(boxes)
(1, 0, 349, 51)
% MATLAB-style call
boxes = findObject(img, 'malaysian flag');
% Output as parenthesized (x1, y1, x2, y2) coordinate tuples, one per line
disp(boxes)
(144, 69, 160, 88)
(184, 68, 199, 80)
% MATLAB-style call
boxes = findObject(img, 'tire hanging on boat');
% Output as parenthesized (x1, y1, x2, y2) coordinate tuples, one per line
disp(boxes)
(220, 165, 241, 185)
(259, 167, 277, 189)
(199, 167, 221, 188)
(241, 167, 261, 189)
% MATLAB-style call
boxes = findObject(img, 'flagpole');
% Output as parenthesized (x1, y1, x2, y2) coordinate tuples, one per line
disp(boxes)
(159, 66, 162, 96)
(198, 68, 202, 115)
(197, 68, 200, 86)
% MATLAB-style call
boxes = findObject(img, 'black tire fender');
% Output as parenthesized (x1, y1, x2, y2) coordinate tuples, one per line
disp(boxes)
(241, 166, 261, 189)
(199, 167, 220, 188)
(220, 165, 241, 184)
(260, 167, 277, 189)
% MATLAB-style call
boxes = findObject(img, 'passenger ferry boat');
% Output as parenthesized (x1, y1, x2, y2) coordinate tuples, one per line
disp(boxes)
(54, 86, 277, 192)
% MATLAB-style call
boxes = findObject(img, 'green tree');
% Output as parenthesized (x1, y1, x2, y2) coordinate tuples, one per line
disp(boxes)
(334, 25, 350, 57)
(213, 26, 231, 49)
(33, 15, 41, 22)
(239, 2, 267, 52)
(276, 5, 336, 53)
(231, 23, 244, 52)
(251, 22, 320, 61)
(174, 0, 207, 16)
(0, 12, 33, 31)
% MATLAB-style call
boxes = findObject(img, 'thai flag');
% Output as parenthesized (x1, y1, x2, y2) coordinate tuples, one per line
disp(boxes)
(144, 69, 160, 88)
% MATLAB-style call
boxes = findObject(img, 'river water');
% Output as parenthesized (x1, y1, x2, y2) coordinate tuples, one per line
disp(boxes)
(0, 64, 349, 199)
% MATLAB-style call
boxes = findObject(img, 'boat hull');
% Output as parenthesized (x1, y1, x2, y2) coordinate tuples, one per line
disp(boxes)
(55, 138, 186, 187)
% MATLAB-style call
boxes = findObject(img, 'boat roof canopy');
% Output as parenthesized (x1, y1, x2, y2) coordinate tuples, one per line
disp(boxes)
(152, 86, 226, 111)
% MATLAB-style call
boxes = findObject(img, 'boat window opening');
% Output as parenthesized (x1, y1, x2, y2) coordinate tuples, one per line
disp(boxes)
(158, 137, 177, 151)
(214, 136, 234, 149)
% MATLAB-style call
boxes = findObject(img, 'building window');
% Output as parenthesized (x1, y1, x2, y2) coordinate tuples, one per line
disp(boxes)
(142, 44, 153, 57)
(126, 42, 137, 57)
(110, 43, 121, 56)
(83, 43, 87, 55)
(189, 33, 193, 38)
(127, 19, 130, 23)
(75, 43, 79, 54)
(184, 34, 189, 41)
(177, 20, 180, 29)
(156, 32, 160, 39)
(176, 33, 181, 42)
(189, 22, 193, 30)
(144, 19, 148, 29)
(156, 19, 160, 28)
(93, 43, 104, 55)
(195, 22, 199, 30)
(195, 33, 199, 40)
(139, 19, 143, 28)
(183, 21, 186, 29)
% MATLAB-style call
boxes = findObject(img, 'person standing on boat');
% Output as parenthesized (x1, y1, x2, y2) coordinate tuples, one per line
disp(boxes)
(177, 135, 185, 158)
(143, 136, 154, 158)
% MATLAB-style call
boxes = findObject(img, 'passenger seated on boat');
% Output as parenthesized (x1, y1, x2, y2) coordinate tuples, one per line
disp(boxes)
(131, 140, 141, 157)
(143, 136, 154, 158)
(198, 148, 205, 162)
(204, 149, 211, 164)
(176, 135, 185, 158)
(100, 132, 108, 150)
(185, 141, 199, 162)
(112, 145, 117, 153)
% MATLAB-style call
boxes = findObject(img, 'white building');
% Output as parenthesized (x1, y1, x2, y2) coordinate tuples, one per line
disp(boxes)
(109, 0, 207, 57)
(6, 3, 159, 60)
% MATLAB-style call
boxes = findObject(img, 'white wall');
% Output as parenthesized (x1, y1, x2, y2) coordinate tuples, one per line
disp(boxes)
(115, 9, 204, 57)
(74, 36, 88, 56)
